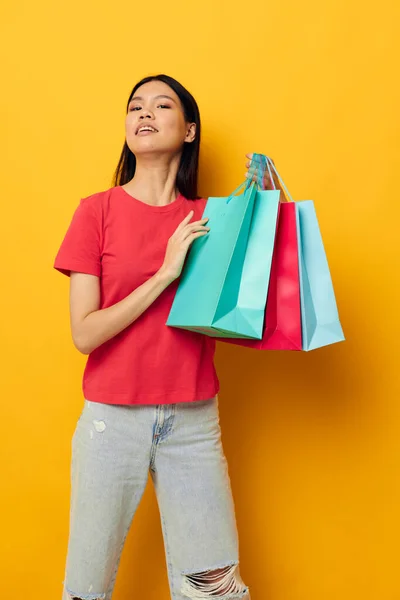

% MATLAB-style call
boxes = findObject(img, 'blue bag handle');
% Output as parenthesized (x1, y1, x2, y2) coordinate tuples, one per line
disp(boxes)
(226, 153, 268, 204)
(225, 153, 294, 204)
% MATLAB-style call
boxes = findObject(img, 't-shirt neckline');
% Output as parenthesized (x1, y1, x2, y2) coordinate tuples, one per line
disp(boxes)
(116, 185, 185, 212)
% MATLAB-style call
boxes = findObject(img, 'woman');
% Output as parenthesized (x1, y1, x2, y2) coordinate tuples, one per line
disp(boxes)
(54, 73, 278, 600)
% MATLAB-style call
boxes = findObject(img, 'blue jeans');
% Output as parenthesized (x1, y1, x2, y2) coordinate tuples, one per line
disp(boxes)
(62, 396, 250, 600)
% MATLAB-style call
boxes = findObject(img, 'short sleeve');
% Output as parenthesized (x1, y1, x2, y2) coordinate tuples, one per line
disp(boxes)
(53, 197, 102, 277)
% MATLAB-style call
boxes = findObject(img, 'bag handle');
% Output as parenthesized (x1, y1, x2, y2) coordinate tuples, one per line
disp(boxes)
(265, 156, 294, 203)
(225, 153, 294, 204)
(226, 152, 266, 204)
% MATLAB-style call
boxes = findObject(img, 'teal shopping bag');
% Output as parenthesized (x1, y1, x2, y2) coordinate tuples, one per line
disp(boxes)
(167, 155, 281, 339)
(267, 159, 345, 351)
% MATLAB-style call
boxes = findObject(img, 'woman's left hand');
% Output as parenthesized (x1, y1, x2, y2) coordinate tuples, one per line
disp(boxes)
(245, 152, 278, 191)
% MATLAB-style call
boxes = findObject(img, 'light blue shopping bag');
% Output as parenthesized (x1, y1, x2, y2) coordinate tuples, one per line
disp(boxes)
(296, 202, 345, 350)
(166, 154, 281, 339)
(267, 159, 345, 351)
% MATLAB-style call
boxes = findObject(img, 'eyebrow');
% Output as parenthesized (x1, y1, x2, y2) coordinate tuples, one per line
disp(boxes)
(128, 94, 177, 104)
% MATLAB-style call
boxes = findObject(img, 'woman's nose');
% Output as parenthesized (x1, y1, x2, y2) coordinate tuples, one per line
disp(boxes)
(139, 109, 154, 119)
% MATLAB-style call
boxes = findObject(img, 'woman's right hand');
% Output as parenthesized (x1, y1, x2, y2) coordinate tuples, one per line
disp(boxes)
(159, 210, 210, 283)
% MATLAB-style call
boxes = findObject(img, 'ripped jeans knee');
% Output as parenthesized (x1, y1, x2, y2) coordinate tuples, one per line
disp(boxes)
(181, 562, 250, 598)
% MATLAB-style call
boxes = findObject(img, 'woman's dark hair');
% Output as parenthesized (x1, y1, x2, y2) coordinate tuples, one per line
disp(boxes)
(112, 74, 201, 200)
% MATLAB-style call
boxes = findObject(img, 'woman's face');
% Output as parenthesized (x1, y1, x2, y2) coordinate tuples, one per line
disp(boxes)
(125, 80, 196, 158)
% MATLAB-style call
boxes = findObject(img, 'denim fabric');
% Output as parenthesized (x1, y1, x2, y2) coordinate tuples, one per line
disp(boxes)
(62, 396, 250, 600)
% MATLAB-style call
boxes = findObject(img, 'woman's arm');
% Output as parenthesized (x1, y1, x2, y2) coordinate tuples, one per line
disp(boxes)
(69, 210, 210, 355)
(69, 269, 173, 355)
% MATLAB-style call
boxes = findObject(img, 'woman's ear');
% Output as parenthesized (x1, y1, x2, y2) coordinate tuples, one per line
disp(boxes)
(185, 123, 196, 143)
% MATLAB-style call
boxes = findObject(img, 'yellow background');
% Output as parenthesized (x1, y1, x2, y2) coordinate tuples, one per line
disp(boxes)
(1, 0, 399, 598)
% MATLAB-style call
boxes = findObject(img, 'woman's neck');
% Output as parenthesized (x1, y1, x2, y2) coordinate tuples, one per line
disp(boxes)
(122, 154, 181, 206)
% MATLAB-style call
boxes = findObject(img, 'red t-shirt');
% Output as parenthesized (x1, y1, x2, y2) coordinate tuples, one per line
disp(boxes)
(53, 185, 219, 405)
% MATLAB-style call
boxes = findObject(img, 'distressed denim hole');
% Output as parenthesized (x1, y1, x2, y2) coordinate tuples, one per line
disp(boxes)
(181, 563, 249, 598)
(93, 420, 106, 433)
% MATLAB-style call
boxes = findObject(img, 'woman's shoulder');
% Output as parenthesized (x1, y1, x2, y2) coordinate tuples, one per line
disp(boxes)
(75, 186, 122, 221)
(79, 186, 116, 208)
(182, 196, 208, 217)
(189, 196, 208, 208)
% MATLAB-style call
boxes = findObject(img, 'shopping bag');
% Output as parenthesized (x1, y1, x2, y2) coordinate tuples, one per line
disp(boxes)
(166, 154, 280, 339)
(296, 200, 345, 350)
(218, 156, 345, 351)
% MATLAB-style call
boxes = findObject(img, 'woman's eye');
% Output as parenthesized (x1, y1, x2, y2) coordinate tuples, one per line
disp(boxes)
(128, 104, 170, 111)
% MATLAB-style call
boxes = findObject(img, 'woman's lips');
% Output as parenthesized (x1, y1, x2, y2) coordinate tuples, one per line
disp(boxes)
(136, 130, 158, 136)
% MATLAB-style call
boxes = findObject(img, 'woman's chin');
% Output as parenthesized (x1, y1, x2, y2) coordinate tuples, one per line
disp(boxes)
(130, 141, 179, 157)
(131, 142, 160, 155)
